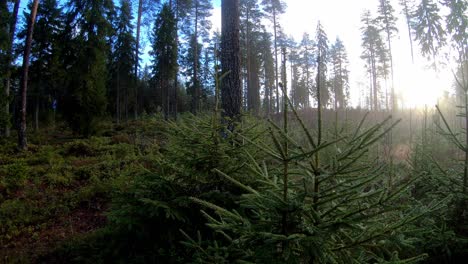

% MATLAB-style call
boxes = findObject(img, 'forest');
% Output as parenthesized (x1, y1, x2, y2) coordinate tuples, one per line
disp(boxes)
(0, 0, 467, 263)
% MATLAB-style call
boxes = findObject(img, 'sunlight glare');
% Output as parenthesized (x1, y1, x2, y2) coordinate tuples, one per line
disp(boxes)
(397, 66, 447, 109)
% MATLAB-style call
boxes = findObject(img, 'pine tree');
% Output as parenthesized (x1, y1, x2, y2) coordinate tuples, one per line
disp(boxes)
(376, 0, 398, 110)
(399, 0, 415, 63)
(2, 0, 20, 137)
(0, 0, 9, 134)
(62, 0, 114, 136)
(150, 3, 177, 120)
(134, 0, 160, 119)
(110, 0, 136, 123)
(221, 0, 241, 127)
(289, 46, 307, 109)
(441, 0, 467, 58)
(330, 37, 350, 110)
(18, 0, 39, 150)
(361, 10, 386, 111)
(24, 0, 64, 131)
(0, 0, 7, 51)
(261, 0, 286, 113)
(411, 0, 446, 61)
(315, 21, 330, 108)
(298, 32, 315, 108)
(240, 0, 263, 115)
(181, 0, 212, 113)
(259, 29, 275, 116)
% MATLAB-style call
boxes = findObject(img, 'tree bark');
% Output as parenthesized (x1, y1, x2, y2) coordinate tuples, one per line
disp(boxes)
(116, 68, 120, 124)
(4, 0, 20, 137)
(34, 93, 39, 131)
(134, 0, 143, 120)
(193, 1, 200, 113)
(221, 0, 241, 128)
(272, 4, 279, 113)
(18, 0, 39, 150)
(173, 0, 179, 120)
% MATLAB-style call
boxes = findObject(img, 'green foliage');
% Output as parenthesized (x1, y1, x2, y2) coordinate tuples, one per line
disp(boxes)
(329, 37, 350, 109)
(442, 0, 467, 53)
(61, 0, 114, 136)
(406, 104, 468, 262)
(0, 160, 30, 193)
(150, 3, 178, 118)
(0, 93, 9, 131)
(315, 21, 330, 107)
(108, 0, 136, 122)
(0, 0, 8, 51)
(411, 0, 446, 59)
(49, 114, 265, 262)
(184, 102, 440, 263)
(64, 140, 97, 157)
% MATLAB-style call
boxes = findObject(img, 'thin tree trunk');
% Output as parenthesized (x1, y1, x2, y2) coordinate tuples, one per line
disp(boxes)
(409, 107, 412, 144)
(193, 1, 200, 113)
(134, 82, 138, 119)
(34, 93, 39, 131)
(371, 51, 378, 111)
(464, 93, 468, 195)
(18, 0, 39, 150)
(272, 5, 279, 113)
(305, 48, 310, 108)
(116, 69, 120, 124)
(4, 0, 21, 137)
(134, 0, 143, 119)
(263, 56, 270, 117)
(381, 0, 395, 111)
(280, 47, 288, 239)
(165, 81, 169, 120)
(246, 8, 251, 111)
(313, 53, 322, 211)
(402, 0, 414, 64)
(124, 85, 128, 122)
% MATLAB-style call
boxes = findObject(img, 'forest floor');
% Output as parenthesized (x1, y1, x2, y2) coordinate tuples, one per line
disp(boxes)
(0, 120, 164, 262)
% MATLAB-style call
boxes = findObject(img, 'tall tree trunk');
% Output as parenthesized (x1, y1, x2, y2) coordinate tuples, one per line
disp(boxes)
(462, 83, 468, 195)
(18, 0, 39, 150)
(371, 50, 378, 111)
(221, 0, 241, 128)
(173, 0, 179, 120)
(387, 36, 395, 110)
(193, 1, 200, 113)
(381, 0, 395, 111)
(246, 8, 251, 112)
(134, 0, 143, 119)
(34, 93, 39, 131)
(263, 56, 270, 117)
(4, 0, 20, 137)
(124, 85, 128, 122)
(313, 53, 322, 212)
(116, 69, 120, 124)
(368, 63, 373, 110)
(401, 0, 414, 64)
(165, 80, 169, 120)
(134, 82, 138, 119)
(272, 4, 279, 113)
(304, 48, 310, 108)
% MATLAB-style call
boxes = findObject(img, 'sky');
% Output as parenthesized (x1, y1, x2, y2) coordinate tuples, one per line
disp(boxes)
(210, 0, 457, 108)
(15, 0, 458, 108)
